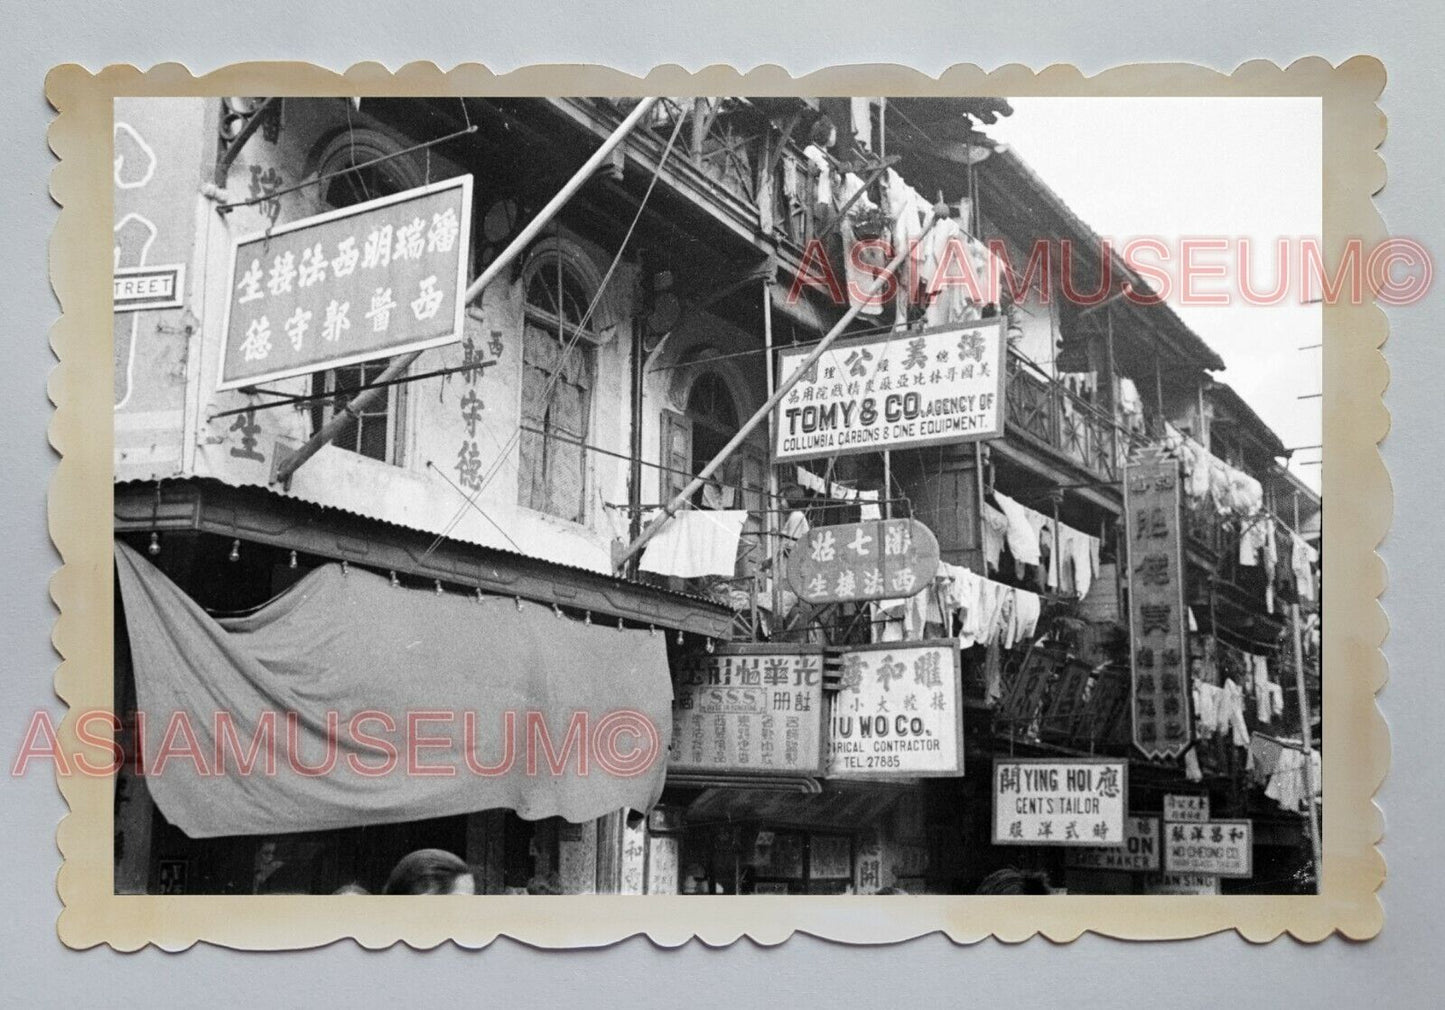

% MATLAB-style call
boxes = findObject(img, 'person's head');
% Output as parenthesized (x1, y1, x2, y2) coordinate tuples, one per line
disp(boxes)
(975, 868, 1053, 895)
(332, 882, 369, 895)
(681, 864, 709, 894)
(809, 115, 837, 149)
(383, 849, 475, 895)
(875, 886, 911, 895)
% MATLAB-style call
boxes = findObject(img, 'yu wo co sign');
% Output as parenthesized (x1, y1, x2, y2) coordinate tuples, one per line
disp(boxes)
(217, 175, 473, 391)
(773, 322, 1006, 463)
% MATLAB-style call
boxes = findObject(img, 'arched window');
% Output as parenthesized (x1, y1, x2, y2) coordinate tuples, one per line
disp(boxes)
(517, 248, 601, 523)
(306, 129, 423, 464)
(659, 367, 766, 513)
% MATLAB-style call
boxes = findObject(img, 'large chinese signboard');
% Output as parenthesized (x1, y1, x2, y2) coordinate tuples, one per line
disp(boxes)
(1162, 819, 1253, 878)
(774, 322, 1006, 463)
(788, 519, 940, 605)
(218, 175, 473, 390)
(1064, 815, 1161, 872)
(993, 758, 1128, 846)
(1124, 454, 1194, 759)
(669, 646, 826, 775)
(827, 642, 964, 778)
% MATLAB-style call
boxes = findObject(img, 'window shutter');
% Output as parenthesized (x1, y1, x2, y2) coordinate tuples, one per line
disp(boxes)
(659, 409, 693, 503)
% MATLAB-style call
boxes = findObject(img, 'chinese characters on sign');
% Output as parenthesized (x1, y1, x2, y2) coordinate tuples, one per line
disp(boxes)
(646, 834, 680, 895)
(1162, 819, 1253, 878)
(992, 759, 1128, 846)
(1124, 454, 1194, 759)
(774, 322, 1006, 463)
(669, 647, 826, 775)
(788, 519, 941, 605)
(218, 175, 473, 390)
(1163, 793, 1211, 824)
(827, 642, 964, 777)
(1063, 816, 1161, 872)
(1143, 873, 1221, 895)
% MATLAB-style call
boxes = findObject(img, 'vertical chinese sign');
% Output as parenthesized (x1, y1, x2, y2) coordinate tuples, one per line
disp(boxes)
(218, 175, 472, 390)
(669, 646, 827, 776)
(1124, 453, 1194, 759)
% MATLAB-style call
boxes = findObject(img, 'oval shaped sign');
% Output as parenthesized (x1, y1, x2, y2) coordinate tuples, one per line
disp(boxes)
(787, 518, 941, 604)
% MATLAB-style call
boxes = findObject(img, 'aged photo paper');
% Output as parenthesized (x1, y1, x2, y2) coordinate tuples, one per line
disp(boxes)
(44, 59, 1389, 949)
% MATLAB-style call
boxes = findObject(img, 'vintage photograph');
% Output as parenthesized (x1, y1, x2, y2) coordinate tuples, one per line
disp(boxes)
(100, 90, 1331, 901)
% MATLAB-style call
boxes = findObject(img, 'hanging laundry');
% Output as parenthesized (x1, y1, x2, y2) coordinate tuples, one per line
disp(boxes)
(1183, 748, 1204, 783)
(1239, 515, 1269, 566)
(991, 491, 1041, 566)
(802, 143, 833, 208)
(981, 504, 1008, 573)
(1264, 746, 1321, 813)
(1010, 588, 1041, 646)
(1193, 681, 1222, 739)
(1291, 534, 1318, 602)
(837, 173, 885, 317)
(858, 489, 882, 522)
(1219, 679, 1251, 747)
(884, 168, 927, 318)
(938, 563, 984, 648)
(638, 509, 749, 579)
(1251, 656, 1274, 723)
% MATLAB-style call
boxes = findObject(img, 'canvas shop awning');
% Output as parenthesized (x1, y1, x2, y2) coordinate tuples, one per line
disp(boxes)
(115, 540, 674, 838)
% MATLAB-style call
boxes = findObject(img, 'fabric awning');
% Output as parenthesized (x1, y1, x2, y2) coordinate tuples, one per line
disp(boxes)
(115, 541, 673, 838)
(685, 785, 906, 833)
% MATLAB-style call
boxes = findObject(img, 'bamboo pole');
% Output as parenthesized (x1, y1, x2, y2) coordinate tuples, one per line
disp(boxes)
(273, 96, 661, 486)
(1290, 600, 1323, 892)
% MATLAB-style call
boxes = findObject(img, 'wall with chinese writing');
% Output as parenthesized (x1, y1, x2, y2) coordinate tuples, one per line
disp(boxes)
(132, 98, 644, 574)
(113, 97, 212, 483)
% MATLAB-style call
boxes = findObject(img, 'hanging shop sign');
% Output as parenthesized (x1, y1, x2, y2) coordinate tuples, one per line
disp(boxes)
(1123, 452, 1194, 759)
(827, 641, 964, 778)
(774, 321, 1006, 463)
(992, 758, 1128, 846)
(1064, 815, 1161, 872)
(810, 835, 853, 880)
(669, 645, 827, 775)
(217, 175, 473, 391)
(788, 518, 940, 605)
(1163, 793, 1211, 823)
(1162, 819, 1253, 878)
(1143, 873, 1221, 895)
(114, 263, 185, 312)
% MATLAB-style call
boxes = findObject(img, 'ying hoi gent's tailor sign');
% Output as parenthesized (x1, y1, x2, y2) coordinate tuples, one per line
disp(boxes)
(1123, 451, 1194, 760)
(217, 176, 473, 391)
(669, 645, 827, 776)
(773, 322, 1006, 463)
(992, 758, 1128, 846)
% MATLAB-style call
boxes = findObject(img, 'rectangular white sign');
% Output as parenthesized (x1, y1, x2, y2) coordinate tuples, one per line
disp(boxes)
(1163, 793, 1211, 823)
(774, 322, 1005, 463)
(993, 759, 1128, 846)
(1163, 820, 1253, 878)
(1064, 816, 1161, 872)
(827, 641, 964, 777)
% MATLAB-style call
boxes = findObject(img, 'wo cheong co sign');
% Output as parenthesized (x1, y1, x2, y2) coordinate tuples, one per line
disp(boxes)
(217, 175, 473, 391)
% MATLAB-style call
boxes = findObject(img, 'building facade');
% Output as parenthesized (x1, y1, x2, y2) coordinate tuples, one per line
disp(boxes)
(111, 95, 1321, 896)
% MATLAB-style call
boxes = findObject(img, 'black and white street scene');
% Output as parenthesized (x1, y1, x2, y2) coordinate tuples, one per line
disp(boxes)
(109, 94, 1323, 897)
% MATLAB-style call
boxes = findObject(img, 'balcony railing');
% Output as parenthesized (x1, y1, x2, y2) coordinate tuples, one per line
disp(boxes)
(1004, 358, 1130, 481)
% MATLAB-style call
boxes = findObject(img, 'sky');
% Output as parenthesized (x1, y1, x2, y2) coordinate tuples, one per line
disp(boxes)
(986, 97, 1322, 491)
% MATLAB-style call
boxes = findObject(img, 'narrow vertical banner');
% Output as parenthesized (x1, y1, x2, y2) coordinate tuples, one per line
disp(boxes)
(1123, 452, 1194, 759)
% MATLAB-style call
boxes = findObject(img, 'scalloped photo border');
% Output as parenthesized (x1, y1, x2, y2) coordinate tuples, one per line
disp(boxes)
(46, 58, 1389, 950)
